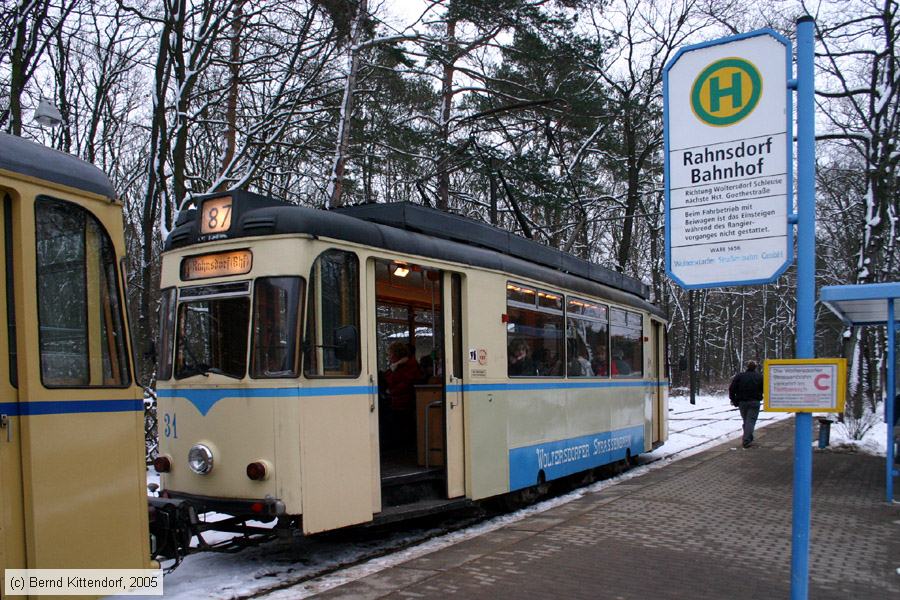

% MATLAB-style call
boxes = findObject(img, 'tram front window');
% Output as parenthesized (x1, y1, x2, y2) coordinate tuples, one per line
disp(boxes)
(175, 297, 249, 379)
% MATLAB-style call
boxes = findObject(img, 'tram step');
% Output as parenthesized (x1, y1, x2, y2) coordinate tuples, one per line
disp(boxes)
(381, 468, 444, 507)
(371, 497, 474, 526)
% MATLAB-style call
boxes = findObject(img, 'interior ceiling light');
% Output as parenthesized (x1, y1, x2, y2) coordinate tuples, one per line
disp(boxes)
(392, 263, 409, 277)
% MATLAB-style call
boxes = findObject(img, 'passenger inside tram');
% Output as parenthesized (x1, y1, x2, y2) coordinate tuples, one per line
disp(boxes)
(612, 350, 632, 375)
(374, 259, 445, 478)
(568, 338, 593, 377)
(592, 345, 609, 376)
(418, 353, 441, 384)
(508, 338, 537, 376)
(535, 346, 563, 377)
(382, 341, 420, 448)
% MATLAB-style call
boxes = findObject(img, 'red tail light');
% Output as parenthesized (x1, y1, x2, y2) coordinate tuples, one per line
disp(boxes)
(154, 455, 172, 473)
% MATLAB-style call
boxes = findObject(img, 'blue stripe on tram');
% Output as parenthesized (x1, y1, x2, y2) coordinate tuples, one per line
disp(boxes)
(0, 399, 143, 416)
(158, 379, 668, 416)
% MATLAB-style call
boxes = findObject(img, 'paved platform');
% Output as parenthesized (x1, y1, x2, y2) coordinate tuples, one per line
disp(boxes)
(314, 418, 900, 599)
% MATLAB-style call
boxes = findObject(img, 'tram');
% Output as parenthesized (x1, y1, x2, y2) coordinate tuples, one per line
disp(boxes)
(154, 191, 668, 536)
(0, 133, 150, 574)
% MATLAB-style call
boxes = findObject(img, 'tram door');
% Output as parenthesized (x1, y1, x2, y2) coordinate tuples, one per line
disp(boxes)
(443, 273, 465, 497)
(0, 192, 25, 572)
(650, 320, 668, 444)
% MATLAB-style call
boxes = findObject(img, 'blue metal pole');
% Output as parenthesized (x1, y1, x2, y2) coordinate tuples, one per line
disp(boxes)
(887, 299, 895, 503)
(791, 16, 816, 600)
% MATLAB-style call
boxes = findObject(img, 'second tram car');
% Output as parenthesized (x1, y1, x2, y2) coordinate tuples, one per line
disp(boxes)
(154, 191, 668, 535)
(0, 132, 150, 575)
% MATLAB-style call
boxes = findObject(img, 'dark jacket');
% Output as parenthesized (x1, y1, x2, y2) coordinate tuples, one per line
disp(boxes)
(729, 370, 763, 403)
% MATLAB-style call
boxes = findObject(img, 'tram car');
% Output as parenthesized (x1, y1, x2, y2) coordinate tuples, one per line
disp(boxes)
(0, 133, 151, 575)
(154, 191, 668, 536)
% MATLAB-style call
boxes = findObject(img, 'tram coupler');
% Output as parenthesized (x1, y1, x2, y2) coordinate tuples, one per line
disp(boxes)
(148, 496, 199, 562)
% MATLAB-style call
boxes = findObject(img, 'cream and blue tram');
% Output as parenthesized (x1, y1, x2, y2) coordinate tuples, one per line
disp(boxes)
(154, 191, 668, 535)
(0, 133, 151, 577)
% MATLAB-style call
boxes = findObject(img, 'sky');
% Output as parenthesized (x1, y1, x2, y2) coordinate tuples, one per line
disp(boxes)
(123, 393, 886, 600)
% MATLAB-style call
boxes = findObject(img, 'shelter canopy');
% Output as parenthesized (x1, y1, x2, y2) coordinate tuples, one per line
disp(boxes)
(820, 281, 900, 503)
(820, 282, 900, 326)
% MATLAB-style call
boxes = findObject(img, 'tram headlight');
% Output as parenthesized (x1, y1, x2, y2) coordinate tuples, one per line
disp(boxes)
(188, 444, 214, 475)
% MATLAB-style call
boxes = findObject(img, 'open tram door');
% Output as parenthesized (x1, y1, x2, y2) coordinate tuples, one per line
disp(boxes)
(371, 259, 467, 510)
(0, 191, 26, 573)
(650, 319, 668, 447)
(443, 272, 465, 498)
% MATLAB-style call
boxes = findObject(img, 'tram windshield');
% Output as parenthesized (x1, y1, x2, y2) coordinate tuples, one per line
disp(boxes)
(168, 277, 306, 380)
(175, 296, 249, 379)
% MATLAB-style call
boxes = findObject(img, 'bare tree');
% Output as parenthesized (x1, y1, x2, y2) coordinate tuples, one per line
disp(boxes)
(2, 0, 77, 135)
(806, 0, 900, 412)
(326, 0, 367, 208)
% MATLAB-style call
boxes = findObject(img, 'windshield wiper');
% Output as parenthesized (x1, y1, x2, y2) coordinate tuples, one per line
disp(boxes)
(179, 364, 242, 379)
(177, 362, 209, 378)
(200, 366, 241, 380)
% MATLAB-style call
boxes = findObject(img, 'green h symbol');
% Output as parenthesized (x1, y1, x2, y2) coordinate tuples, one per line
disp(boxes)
(709, 71, 742, 113)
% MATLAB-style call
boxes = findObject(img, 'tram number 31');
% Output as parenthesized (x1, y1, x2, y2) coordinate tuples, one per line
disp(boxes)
(163, 413, 178, 439)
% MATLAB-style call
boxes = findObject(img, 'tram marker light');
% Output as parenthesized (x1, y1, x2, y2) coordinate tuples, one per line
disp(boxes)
(246, 461, 270, 481)
(153, 455, 173, 473)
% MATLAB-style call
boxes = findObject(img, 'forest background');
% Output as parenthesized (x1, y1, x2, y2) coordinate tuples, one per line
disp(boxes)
(2, 0, 897, 439)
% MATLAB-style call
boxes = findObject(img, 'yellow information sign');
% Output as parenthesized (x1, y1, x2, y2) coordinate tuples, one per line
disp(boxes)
(764, 358, 847, 413)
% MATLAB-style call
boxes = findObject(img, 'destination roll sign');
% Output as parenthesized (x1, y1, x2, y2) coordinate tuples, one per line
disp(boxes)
(664, 30, 792, 288)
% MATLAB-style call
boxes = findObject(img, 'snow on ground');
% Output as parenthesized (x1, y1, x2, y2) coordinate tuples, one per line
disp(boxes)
(128, 394, 884, 600)
(816, 403, 888, 456)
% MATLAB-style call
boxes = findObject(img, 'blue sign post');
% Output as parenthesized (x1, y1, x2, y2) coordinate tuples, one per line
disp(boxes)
(791, 16, 816, 600)
(665, 18, 819, 600)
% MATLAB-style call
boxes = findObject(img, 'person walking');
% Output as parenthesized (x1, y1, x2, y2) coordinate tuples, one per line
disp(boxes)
(729, 360, 764, 448)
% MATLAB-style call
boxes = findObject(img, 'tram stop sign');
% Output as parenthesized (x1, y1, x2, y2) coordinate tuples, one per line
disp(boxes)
(664, 30, 793, 289)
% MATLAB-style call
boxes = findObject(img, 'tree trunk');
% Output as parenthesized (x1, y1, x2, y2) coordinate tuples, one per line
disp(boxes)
(437, 18, 457, 211)
(219, 0, 245, 190)
(616, 109, 640, 272)
(8, 1, 35, 136)
(327, 0, 368, 208)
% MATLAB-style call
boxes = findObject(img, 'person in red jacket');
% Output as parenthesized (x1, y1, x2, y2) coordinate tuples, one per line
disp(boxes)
(384, 341, 421, 447)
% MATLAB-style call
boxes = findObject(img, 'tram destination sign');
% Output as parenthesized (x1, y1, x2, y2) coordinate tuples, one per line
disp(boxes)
(664, 29, 792, 289)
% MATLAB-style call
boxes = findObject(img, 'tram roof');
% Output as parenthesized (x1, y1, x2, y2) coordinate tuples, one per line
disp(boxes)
(168, 192, 664, 319)
(0, 132, 115, 200)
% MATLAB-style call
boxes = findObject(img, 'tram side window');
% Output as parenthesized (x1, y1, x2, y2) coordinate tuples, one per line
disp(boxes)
(610, 308, 643, 378)
(252, 277, 304, 378)
(304, 250, 360, 378)
(157, 287, 176, 380)
(506, 282, 564, 377)
(35, 198, 129, 387)
(566, 298, 609, 377)
(4, 194, 16, 387)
